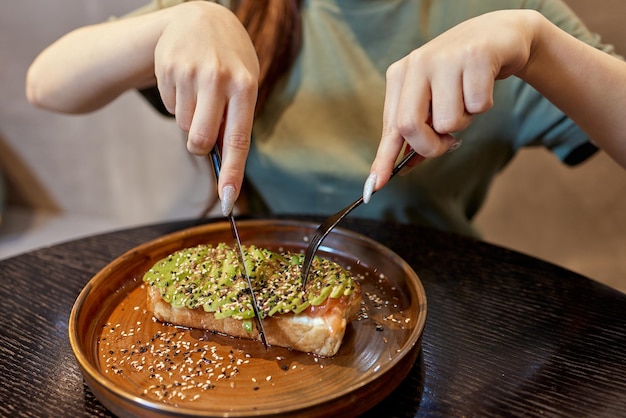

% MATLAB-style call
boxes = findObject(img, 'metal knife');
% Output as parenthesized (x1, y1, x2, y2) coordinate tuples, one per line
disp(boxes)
(209, 147, 269, 349)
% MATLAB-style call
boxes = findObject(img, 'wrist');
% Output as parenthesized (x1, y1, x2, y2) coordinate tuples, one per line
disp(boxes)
(515, 10, 553, 81)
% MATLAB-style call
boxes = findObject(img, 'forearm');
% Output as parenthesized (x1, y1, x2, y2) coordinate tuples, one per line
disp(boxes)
(518, 13, 626, 168)
(26, 9, 169, 113)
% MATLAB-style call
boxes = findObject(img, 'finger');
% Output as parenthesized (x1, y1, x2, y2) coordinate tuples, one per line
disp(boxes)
(462, 64, 495, 115)
(186, 88, 226, 155)
(399, 107, 459, 160)
(394, 61, 444, 159)
(369, 61, 412, 189)
(174, 76, 197, 133)
(216, 88, 256, 213)
(157, 81, 176, 116)
(430, 66, 471, 135)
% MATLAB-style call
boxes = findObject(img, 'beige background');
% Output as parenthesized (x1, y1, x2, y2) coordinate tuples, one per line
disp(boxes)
(0, 1, 624, 293)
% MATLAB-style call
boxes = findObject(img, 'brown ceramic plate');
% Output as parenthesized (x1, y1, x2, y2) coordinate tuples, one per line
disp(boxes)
(69, 219, 426, 417)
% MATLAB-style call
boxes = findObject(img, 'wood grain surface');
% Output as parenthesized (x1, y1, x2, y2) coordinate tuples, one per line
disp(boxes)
(1, 215, 626, 417)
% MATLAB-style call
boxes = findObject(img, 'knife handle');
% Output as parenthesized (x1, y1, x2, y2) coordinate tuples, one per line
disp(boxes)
(209, 146, 222, 179)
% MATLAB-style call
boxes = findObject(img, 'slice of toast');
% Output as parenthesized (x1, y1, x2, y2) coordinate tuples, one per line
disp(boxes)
(143, 243, 362, 357)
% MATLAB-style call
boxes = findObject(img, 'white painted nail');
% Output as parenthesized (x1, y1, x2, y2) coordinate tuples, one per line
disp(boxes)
(447, 139, 463, 153)
(363, 173, 377, 204)
(221, 185, 236, 216)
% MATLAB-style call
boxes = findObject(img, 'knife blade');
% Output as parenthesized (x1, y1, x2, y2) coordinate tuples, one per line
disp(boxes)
(209, 147, 269, 349)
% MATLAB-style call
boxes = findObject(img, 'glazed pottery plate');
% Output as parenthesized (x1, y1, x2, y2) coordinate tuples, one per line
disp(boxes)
(69, 219, 427, 417)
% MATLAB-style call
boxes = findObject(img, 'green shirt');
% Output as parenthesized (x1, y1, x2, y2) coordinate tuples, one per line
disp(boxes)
(131, 0, 615, 236)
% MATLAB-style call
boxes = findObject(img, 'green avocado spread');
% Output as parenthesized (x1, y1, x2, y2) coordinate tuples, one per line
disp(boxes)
(143, 243, 358, 331)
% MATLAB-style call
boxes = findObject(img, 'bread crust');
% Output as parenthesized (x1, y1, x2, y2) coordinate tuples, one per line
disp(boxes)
(147, 285, 362, 357)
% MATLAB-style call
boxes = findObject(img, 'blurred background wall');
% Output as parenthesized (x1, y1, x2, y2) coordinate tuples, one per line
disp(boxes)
(0, 0, 624, 292)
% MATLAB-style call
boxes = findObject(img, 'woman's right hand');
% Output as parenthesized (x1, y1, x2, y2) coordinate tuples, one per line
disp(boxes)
(155, 3, 259, 154)
(27, 2, 259, 213)
(154, 2, 259, 213)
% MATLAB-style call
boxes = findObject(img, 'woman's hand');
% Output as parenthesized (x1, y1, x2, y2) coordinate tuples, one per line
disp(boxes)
(26, 2, 259, 214)
(155, 3, 259, 213)
(366, 10, 539, 195)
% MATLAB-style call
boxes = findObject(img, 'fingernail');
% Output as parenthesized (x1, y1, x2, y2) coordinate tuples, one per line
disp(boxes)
(447, 139, 463, 153)
(363, 173, 376, 204)
(221, 185, 236, 216)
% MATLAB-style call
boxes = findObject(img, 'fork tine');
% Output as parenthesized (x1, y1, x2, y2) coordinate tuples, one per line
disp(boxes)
(301, 196, 364, 287)
(300, 148, 418, 289)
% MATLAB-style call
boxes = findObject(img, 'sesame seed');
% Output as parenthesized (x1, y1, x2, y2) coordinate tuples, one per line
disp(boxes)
(99, 324, 253, 404)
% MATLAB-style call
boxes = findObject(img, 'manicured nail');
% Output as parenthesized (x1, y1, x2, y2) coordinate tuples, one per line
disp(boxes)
(363, 173, 376, 204)
(447, 139, 462, 153)
(221, 185, 236, 216)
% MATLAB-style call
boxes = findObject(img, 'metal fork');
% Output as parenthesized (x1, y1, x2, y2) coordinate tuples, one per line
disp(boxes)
(301, 148, 418, 288)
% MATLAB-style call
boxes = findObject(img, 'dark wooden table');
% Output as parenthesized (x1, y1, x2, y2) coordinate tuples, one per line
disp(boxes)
(1, 216, 625, 417)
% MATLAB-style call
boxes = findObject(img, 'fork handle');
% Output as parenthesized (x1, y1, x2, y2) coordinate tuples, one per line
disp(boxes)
(391, 148, 418, 178)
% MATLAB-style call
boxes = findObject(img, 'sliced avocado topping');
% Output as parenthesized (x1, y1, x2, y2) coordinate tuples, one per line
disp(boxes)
(143, 243, 358, 332)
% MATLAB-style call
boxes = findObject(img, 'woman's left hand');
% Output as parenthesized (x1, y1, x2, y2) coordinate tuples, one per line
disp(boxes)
(367, 10, 537, 192)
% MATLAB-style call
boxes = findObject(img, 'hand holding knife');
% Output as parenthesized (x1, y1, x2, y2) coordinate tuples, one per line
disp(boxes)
(209, 146, 269, 349)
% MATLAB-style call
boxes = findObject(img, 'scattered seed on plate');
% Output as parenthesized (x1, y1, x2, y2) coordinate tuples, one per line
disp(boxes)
(99, 326, 249, 403)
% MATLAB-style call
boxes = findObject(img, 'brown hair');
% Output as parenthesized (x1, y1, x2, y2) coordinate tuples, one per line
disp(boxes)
(232, 0, 303, 114)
